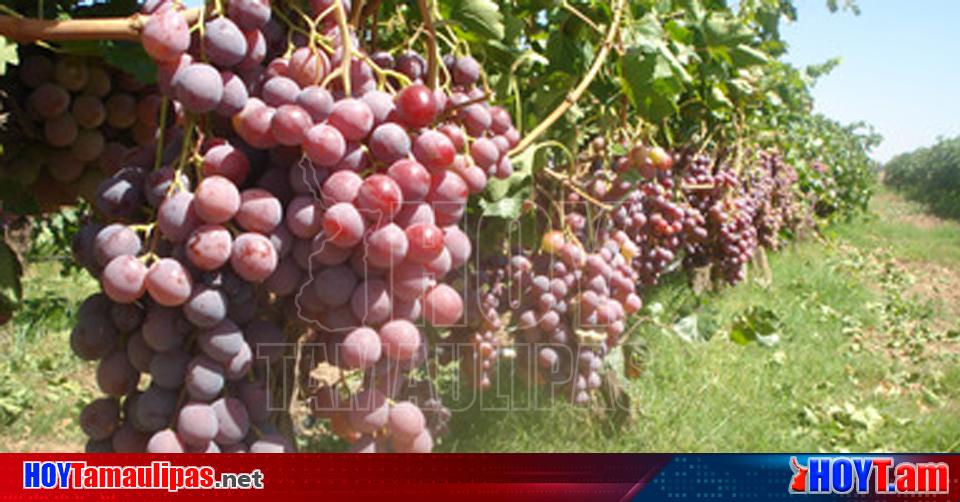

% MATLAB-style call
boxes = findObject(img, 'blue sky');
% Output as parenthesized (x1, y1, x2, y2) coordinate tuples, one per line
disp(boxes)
(780, 1, 960, 162)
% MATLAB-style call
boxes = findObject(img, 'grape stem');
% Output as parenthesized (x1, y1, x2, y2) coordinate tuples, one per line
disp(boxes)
(0, 8, 201, 42)
(416, 0, 438, 89)
(333, 0, 353, 96)
(508, 0, 625, 157)
(543, 167, 612, 212)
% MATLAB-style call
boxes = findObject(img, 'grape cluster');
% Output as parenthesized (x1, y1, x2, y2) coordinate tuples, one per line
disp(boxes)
(463, 232, 642, 404)
(67, 0, 519, 453)
(72, 291, 290, 453)
(749, 151, 802, 249)
(0, 49, 164, 211)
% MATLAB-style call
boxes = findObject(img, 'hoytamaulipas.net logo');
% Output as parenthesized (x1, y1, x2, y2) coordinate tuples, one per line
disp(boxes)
(23, 460, 264, 492)
(789, 456, 949, 495)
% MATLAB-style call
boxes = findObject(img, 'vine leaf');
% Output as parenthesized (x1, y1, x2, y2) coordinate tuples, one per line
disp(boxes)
(0, 36, 18, 75)
(97, 41, 157, 84)
(444, 0, 504, 41)
(729, 307, 782, 347)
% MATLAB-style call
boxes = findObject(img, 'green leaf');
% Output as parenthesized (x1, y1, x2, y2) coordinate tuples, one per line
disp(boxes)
(671, 314, 702, 343)
(0, 239, 22, 320)
(446, 0, 504, 41)
(619, 48, 682, 122)
(730, 44, 770, 67)
(97, 41, 157, 85)
(479, 196, 524, 219)
(0, 36, 18, 75)
(729, 307, 782, 347)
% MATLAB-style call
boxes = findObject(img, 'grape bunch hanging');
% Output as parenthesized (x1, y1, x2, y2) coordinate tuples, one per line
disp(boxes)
(68, 0, 519, 453)
(0, 50, 168, 212)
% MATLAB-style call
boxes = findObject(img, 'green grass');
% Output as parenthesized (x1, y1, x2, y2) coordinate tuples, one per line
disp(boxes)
(441, 191, 960, 452)
(0, 260, 98, 452)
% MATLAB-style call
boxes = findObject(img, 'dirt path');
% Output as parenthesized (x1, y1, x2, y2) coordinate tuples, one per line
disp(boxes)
(870, 190, 960, 328)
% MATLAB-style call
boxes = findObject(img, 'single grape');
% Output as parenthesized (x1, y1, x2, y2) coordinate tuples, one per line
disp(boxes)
(54, 56, 89, 91)
(387, 159, 431, 202)
(96, 350, 139, 397)
(412, 130, 456, 170)
(340, 328, 382, 369)
(194, 175, 241, 224)
(110, 301, 144, 334)
(135, 385, 178, 432)
(285, 196, 323, 238)
(405, 222, 445, 264)
(230, 232, 278, 282)
(271, 104, 312, 146)
(262, 76, 301, 107)
(321, 170, 362, 205)
(288, 46, 329, 87)
(387, 401, 426, 442)
(394, 202, 436, 227)
(202, 141, 249, 184)
(94, 223, 141, 267)
(422, 284, 463, 327)
(70, 129, 105, 162)
(364, 222, 408, 269)
(264, 258, 301, 297)
(453, 56, 481, 85)
(146, 429, 184, 453)
(356, 174, 404, 222)
(177, 402, 219, 447)
(72, 95, 106, 129)
(232, 98, 277, 149)
(311, 265, 357, 307)
(17, 54, 53, 88)
(142, 8, 191, 62)
(389, 262, 434, 301)
(30, 83, 70, 119)
(361, 90, 395, 125)
(322, 202, 366, 248)
(328, 98, 374, 141)
(111, 421, 150, 452)
(297, 85, 334, 122)
(470, 137, 500, 170)
(378, 320, 421, 361)
(105, 93, 137, 129)
(44, 114, 78, 147)
(396, 84, 438, 128)
(228, 0, 271, 30)
(175, 63, 224, 113)
(84, 66, 112, 97)
(183, 285, 229, 328)
(145, 257, 193, 307)
(204, 17, 248, 67)
(218, 70, 249, 116)
(79, 398, 120, 441)
(304, 124, 346, 167)
(157, 191, 201, 243)
(368, 123, 412, 164)
(235, 188, 282, 233)
(350, 279, 392, 326)
(101, 255, 148, 303)
(211, 396, 250, 445)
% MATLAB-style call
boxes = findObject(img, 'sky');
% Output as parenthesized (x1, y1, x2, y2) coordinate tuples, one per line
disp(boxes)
(780, 1, 960, 162)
